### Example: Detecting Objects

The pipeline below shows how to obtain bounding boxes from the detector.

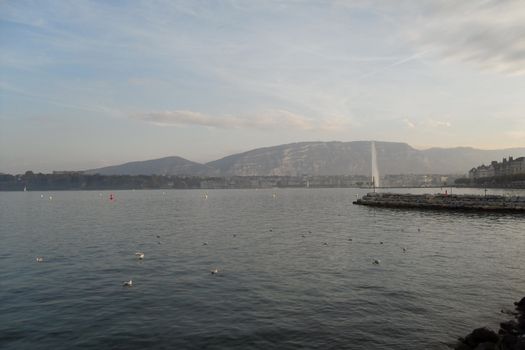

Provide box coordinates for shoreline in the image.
[454,297,525,349]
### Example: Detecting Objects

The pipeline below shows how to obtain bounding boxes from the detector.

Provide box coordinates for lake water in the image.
[1,188,524,349]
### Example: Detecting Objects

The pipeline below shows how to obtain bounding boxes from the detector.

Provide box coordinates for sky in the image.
[1,0,525,173]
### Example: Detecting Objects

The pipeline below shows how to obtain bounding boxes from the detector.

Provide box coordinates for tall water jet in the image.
[371,141,380,188]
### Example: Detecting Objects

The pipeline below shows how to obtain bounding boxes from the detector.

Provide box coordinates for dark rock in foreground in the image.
[454,297,525,350]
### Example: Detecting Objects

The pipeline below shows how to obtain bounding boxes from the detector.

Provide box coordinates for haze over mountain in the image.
[85,141,525,177]
[85,156,216,176]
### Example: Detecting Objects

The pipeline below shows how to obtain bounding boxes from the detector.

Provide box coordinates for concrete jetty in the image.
[353,192,525,212]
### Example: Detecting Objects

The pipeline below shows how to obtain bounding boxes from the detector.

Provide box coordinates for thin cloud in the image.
[506,130,525,139]
[425,119,452,128]
[0,82,120,116]
[356,50,429,80]
[406,1,525,75]
[134,110,351,132]
[403,118,416,128]
[402,118,451,129]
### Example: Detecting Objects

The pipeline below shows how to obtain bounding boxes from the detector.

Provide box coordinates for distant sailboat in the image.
[23,186,27,192]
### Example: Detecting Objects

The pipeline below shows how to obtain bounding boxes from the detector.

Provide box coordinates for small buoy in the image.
[49,196,53,200]
[232,234,237,237]
[210,268,219,275]
[403,247,406,252]
[109,193,115,201]
[380,241,383,244]
[323,242,328,246]
[40,194,44,198]
[348,238,352,241]
[417,228,421,232]
[373,259,380,265]
[272,193,276,198]
[156,235,160,239]
[36,257,44,262]
[123,280,133,287]
[269,229,273,232]
[202,242,208,246]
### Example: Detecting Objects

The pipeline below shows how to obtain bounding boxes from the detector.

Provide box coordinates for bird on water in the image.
[123,280,133,287]
[135,252,144,259]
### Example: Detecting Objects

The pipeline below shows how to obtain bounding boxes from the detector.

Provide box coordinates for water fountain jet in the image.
[371,141,380,189]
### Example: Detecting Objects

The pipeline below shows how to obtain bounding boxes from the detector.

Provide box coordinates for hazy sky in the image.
[1,0,525,173]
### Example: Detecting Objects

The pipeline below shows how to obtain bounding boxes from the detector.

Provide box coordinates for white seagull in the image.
[135,252,144,259]
[36,257,44,262]
[123,280,133,287]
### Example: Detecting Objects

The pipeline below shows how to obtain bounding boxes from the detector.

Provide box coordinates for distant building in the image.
[469,156,525,179]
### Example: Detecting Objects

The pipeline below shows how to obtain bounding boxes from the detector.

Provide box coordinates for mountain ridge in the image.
[84,156,217,176]
[85,141,525,176]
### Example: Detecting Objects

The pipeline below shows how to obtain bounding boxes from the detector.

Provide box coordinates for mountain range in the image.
[85,141,525,177]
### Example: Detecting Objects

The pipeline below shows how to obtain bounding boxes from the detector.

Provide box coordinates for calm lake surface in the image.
[1,188,524,349]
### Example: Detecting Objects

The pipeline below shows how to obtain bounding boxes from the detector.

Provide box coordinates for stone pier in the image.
[353,192,525,212]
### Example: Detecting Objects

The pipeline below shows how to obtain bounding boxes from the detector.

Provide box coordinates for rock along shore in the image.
[454,297,525,350]
[353,193,525,212]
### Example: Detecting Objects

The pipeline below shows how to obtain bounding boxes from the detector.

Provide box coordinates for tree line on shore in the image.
[0,171,370,191]
[2,171,524,191]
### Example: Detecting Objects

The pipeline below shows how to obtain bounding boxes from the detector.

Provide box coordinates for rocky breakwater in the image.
[353,193,525,212]
[454,297,525,350]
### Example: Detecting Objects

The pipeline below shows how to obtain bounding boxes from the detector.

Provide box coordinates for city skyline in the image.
[1,1,525,173]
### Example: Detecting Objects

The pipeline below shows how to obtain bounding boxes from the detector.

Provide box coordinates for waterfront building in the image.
[469,156,525,179]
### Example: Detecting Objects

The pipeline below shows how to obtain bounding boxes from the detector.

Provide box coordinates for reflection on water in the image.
[1,188,524,349]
